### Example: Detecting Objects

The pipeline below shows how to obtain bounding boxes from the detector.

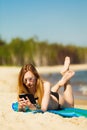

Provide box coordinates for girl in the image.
[18,56,75,112]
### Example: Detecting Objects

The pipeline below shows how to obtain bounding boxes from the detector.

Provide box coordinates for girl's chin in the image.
[28,85,34,88]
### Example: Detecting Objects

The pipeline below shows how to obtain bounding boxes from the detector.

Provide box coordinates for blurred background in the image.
[0,0,87,66]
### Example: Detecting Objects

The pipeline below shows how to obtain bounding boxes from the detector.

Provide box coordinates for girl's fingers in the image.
[19,97,32,108]
[26,96,30,102]
[19,98,27,106]
[19,98,25,101]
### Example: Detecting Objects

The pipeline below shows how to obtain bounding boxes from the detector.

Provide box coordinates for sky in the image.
[0,0,87,46]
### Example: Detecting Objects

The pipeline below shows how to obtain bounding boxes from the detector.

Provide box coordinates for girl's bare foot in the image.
[60,56,70,75]
[59,70,75,86]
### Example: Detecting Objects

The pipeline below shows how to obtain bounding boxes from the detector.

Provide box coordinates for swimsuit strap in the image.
[50,91,59,100]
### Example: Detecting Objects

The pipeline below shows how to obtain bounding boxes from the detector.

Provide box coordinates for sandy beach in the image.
[0,64,87,130]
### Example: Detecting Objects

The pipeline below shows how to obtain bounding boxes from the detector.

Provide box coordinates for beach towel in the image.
[12,102,87,118]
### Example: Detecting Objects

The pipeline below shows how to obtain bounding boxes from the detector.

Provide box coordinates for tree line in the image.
[0,37,87,66]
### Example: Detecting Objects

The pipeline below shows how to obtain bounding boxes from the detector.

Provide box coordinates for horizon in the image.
[0,0,87,47]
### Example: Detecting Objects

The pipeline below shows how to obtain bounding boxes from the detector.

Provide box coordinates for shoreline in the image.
[37,64,87,74]
[0,64,87,74]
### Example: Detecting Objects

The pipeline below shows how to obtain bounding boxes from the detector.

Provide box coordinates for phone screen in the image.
[19,93,36,104]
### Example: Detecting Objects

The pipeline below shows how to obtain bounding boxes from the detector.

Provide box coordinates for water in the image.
[41,70,87,100]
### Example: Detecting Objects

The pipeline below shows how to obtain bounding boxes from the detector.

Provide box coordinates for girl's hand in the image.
[25,96,33,107]
[18,97,36,110]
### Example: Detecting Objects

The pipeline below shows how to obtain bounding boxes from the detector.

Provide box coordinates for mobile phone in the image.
[19,93,36,104]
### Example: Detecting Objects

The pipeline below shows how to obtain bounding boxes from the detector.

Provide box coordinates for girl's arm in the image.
[41,81,51,112]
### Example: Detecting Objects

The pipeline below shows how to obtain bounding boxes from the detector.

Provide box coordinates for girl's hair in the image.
[18,63,44,105]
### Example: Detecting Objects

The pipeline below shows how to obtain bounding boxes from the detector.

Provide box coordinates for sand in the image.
[0,64,87,130]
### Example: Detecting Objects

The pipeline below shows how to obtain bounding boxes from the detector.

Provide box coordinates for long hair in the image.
[18,63,44,105]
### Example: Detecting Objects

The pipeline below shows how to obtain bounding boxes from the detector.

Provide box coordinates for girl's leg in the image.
[51,56,75,107]
[62,81,74,107]
[51,71,75,107]
[60,57,74,107]
[51,56,71,92]
[51,73,74,107]
[51,70,75,92]
[60,56,70,75]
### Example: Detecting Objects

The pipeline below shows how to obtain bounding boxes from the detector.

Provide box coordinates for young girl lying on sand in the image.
[17,56,75,112]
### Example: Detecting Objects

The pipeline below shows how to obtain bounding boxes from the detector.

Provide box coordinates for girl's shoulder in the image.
[43,80,50,85]
[43,80,51,89]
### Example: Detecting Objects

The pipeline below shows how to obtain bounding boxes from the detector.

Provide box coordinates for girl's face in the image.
[23,71,36,89]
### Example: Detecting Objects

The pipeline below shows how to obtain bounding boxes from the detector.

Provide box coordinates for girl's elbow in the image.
[41,106,47,112]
